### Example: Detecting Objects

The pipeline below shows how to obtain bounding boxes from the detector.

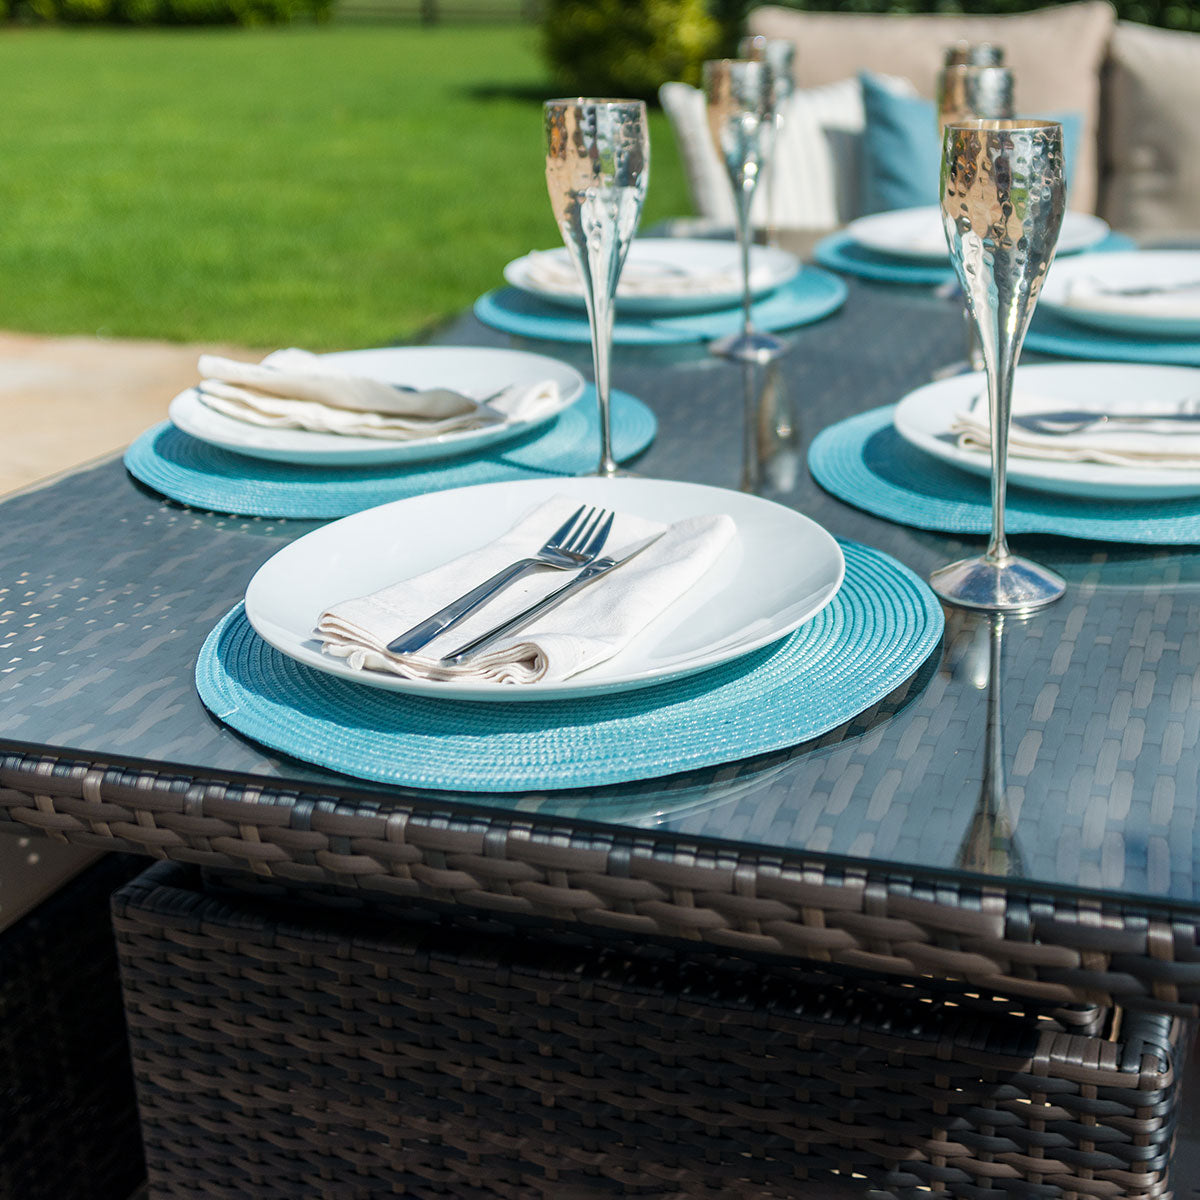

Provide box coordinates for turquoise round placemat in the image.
[810,406,1200,543]
[813,232,954,286]
[814,231,1135,287]
[125,388,655,519]
[473,267,847,345]
[195,539,944,793]
[1026,309,1200,366]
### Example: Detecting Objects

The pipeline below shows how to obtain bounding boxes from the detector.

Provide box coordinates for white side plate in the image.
[846,206,1111,263]
[1038,251,1200,338]
[170,346,585,466]
[893,362,1200,500]
[503,238,801,315]
[244,476,845,701]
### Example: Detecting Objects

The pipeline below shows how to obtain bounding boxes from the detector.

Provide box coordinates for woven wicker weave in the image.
[114,861,1187,1200]
[0,853,145,1200]
[9,751,1200,1019]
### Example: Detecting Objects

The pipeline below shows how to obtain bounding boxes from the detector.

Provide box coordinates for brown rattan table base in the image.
[6,750,1200,1019]
[113,861,1189,1200]
[1,852,145,1200]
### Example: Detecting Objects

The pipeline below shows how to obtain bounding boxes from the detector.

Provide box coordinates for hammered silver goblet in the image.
[544,98,649,477]
[937,41,1006,123]
[933,61,1014,380]
[931,118,1067,612]
[703,59,785,363]
[739,35,796,247]
[942,40,1005,69]
[938,65,1014,136]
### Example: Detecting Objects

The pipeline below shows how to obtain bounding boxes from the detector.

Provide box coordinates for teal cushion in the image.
[858,70,1082,215]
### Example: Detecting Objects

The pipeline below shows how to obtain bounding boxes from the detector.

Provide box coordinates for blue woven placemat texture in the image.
[125,387,656,519]
[195,539,944,793]
[473,266,847,345]
[814,231,1135,287]
[810,405,1200,543]
[1025,308,1200,366]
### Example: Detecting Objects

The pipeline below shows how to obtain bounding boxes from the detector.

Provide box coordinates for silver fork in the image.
[386,504,613,655]
[391,383,509,418]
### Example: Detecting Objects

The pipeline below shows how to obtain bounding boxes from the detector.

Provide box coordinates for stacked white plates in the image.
[503,238,802,315]
[170,346,585,467]
[844,205,1110,263]
[894,362,1200,500]
[244,476,845,702]
[1038,251,1200,338]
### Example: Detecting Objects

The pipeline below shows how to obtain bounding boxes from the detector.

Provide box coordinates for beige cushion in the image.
[1101,21,1200,238]
[747,1,1116,213]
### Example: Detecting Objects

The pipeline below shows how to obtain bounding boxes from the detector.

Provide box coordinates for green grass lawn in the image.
[0,26,693,348]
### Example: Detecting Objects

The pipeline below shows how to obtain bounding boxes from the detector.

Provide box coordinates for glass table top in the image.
[1,275,1197,914]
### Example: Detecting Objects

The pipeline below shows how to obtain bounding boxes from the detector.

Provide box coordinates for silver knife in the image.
[440,531,666,665]
[1087,278,1200,297]
[1010,404,1200,436]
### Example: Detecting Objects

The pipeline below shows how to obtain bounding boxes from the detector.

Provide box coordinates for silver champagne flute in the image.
[932,59,1014,380]
[703,60,785,364]
[544,98,649,477]
[938,65,1014,137]
[739,35,796,248]
[931,118,1067,612]
[936,41,1005,111]
[945,40,1004,66]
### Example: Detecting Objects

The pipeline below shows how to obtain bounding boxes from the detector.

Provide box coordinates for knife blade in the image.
[440,531,666,665]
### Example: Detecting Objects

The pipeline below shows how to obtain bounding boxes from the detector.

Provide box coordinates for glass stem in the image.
[739,358,758,492]
[985,342,1017,566]
[734,184,754,341]
[587,283,618,477]
[765,123,780,249]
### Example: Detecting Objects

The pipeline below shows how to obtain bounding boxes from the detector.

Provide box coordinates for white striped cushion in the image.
[659,75,915,232]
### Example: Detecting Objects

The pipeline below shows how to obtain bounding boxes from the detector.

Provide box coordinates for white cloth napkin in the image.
[317,496,737,686]
[522,250,776,299]
[197,348,560,440]
[1062,276,1200,320]
[951,390,1200,467]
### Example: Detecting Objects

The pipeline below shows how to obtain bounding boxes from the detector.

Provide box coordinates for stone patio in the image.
[0,331,259,496]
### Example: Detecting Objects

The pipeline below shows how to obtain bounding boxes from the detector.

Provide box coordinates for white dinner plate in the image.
[503,238,801,315]
[1038,251,1200,338]
[169,346,585,467]
[845,206,1111,263]
[893,362,1200,500]
[244,476,845,702]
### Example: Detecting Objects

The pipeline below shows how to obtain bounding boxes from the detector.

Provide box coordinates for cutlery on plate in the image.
[1080,278,1200,298]
[380,382,509,422]
[393,383,508,408]
[197,380,509,419]
[440,531,666,665]
[1012,406,1200,435]
[386,505,613,655]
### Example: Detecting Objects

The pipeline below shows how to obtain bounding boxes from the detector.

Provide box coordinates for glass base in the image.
[710,330,788,363]
[930,554,1065,613]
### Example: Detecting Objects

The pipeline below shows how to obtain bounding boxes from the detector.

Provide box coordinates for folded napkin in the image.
[951,391,1200,468]
[522,250,778,300]
[317,496,737,685]
[197,348,560,440]
[1062,276,1200,321]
